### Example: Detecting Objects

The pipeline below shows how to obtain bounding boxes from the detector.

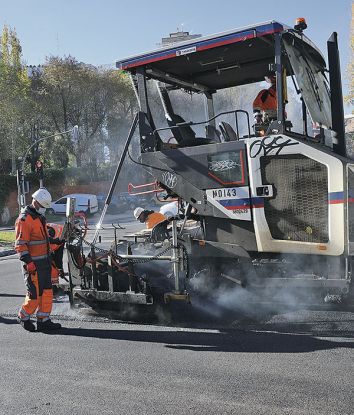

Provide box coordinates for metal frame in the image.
[274,32,285,131]
[153,110,251,140]
[93,113,139,244]
[70,219,185,306]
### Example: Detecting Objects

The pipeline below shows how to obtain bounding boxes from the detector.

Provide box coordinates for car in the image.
[47,194,99,216]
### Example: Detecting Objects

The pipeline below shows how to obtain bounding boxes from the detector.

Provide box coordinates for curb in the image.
[0,249,16,258]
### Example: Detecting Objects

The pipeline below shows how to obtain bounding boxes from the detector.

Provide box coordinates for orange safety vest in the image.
[146,212,167,229]
[15,206,50,262]
[47,223,65,285]
[253,86,277,112]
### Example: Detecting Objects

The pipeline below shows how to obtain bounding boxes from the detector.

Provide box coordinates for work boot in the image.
[37,319,62,332]
[18,318,36,332]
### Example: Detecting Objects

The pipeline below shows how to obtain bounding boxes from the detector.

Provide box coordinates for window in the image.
[207,150,245,185]
[55,198,67,205]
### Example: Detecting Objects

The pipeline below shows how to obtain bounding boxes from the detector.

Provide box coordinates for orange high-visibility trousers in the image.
[19,273,53,322]
[19,260,53,322]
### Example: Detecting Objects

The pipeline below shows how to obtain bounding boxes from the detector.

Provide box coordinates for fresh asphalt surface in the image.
[0,215,353,414]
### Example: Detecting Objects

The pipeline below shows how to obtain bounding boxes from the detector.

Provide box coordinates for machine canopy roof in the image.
[116,21,327,92]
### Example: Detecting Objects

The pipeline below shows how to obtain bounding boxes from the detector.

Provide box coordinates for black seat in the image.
[205,125,222,142]
[219,121,238,142]
[166,113,215,147]
[167,113,196,143]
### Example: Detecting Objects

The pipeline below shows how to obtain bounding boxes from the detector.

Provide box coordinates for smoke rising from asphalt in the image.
[187,251,335,324]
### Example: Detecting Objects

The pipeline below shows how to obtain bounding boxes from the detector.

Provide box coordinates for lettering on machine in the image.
[212,188,237,198]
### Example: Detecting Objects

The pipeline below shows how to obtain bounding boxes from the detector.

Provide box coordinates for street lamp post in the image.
[17,126,79,210]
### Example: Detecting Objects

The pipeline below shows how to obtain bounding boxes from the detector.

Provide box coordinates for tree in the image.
[0,26,31,174]
[37,57,136,168]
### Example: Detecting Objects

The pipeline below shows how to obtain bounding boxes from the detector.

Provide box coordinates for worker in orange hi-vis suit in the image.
[253,74,278,123]
[47,223,65,287]
[133,207,167,229]
[15,188,62,332]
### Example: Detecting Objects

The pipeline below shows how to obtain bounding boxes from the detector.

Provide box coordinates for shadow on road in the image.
[0,293,24,298]
[0,316,18,325]
[51,326,354,353]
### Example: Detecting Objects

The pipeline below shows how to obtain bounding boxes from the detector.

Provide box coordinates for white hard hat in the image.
[134,207,144,220]
[32,188,52,208]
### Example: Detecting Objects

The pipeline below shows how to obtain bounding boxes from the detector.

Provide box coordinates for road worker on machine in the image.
[15,188,63,332]
[253,74,278,124]
[133,207,166,229]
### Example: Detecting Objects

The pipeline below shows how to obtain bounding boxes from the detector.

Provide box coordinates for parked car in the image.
[47,194,99,216]
[97,192,151,214]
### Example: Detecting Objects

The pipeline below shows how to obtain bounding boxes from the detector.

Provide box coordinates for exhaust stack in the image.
[327,32,346,157]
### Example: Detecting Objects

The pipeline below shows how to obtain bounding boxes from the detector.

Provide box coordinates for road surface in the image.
[0,224,353,414]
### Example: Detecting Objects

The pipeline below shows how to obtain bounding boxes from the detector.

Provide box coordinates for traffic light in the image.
[35,160,44,179]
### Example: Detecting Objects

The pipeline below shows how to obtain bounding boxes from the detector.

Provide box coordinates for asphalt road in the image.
[0,224,353,414]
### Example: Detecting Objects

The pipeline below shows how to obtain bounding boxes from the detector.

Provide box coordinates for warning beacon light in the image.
[294,17,307,32]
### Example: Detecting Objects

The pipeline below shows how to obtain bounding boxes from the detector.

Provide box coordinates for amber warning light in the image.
[294,17,307,32]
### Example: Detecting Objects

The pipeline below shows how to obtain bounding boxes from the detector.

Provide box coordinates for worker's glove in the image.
[26,261,37,274]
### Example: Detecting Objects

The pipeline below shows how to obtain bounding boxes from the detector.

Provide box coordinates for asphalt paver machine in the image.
[66,20,354,308]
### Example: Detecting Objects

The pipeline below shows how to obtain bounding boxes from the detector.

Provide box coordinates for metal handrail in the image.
[128,181,164,196]
[153,109,251,139]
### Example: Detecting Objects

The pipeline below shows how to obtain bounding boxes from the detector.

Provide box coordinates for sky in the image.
[0,0,352,101]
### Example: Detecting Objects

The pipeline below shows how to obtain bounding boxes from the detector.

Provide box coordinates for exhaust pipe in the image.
[327,32,346,157]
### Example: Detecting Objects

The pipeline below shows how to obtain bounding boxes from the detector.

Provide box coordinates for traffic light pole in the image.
[16,168,26,211]
[35,160,44,188]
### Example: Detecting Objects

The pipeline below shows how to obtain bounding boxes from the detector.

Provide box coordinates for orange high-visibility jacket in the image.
[46,223,65,284]
[47,223,64,252]
[15,206,50,263]
[253,86,277,112]
[146,212,167,229]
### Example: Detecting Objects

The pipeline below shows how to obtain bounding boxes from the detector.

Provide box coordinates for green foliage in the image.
[0,26,32,168]
[37,57,138,167]
[0,29,138,175]
[0,231,15,244]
